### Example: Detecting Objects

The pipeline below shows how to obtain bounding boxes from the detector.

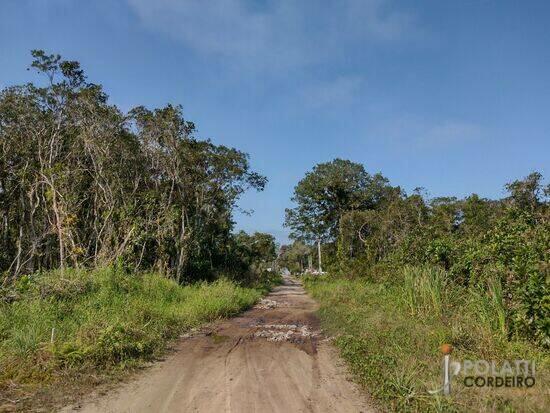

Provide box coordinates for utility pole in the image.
[317,239,322,273]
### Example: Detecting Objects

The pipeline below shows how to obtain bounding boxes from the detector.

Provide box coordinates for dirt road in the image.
[64,276,373,413]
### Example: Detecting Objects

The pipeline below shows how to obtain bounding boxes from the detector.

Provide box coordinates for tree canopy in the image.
[284,159,393,242]
[0,50,267,282]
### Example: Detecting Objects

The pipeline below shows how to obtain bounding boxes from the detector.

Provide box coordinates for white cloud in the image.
[126,0,419,69]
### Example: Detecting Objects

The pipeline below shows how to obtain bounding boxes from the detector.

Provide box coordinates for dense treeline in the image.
[0,51,274,283]
[284,159,549,347]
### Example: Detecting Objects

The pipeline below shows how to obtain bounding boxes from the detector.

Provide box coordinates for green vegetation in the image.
[0,266,273,408]
[285,159,392,243]
[285,160,548,347]
[0,50,272,283]
[2,48,548,411]
[285,159,549,411]
[278,241,311,273]
[0,50,281,409]
[305,269,549,412]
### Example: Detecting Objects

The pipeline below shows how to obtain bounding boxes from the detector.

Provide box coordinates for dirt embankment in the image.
[63,276,374,413]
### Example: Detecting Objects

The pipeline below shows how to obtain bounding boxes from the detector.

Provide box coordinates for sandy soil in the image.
[62,276,374,413]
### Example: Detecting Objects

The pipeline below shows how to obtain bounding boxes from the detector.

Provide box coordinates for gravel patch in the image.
[253,324,318,342]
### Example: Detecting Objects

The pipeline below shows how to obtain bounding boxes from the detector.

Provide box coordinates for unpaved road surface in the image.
[64,276,374,413]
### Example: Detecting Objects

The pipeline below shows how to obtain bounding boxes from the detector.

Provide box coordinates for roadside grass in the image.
[304,267,549,412]
[0,266,269,410]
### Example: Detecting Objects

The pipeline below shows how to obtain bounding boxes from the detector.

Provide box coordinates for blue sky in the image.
[1,0,549,243]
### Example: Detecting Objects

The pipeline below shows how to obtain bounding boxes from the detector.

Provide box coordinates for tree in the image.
[232,231,277,271]
[284,159,393,242]
[337,188,429,264]
[0,50,267,283]
[278,241,311,274]
[505,172,548,211]
[458,194,499,235]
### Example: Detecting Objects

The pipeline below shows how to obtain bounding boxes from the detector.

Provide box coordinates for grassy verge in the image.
[304,267,549,412]
[0,266,271,410]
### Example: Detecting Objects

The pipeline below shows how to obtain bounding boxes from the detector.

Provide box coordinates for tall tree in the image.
[0,50,267,283]
[284,159,392,242]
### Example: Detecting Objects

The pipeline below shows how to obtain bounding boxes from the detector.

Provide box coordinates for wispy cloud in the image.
[300,75,364,109]
[425,121,482,145]
[379,115,484,148]
[343,0,417,41]
[126,0,419,69]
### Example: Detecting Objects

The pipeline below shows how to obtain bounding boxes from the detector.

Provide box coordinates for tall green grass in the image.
[469,277,508,337]
[401,265,447,317]
[304,268,549,412]
[0,267,263,393]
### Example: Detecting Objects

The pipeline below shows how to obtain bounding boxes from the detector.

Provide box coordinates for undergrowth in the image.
[304,267,549,412]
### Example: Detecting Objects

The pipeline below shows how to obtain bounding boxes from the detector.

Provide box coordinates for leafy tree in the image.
[505,171,548,211]
[232,231,277,271]
[284,159,393,242]
[0,50,267,283]
[458,194,500,235]
[278,241,311,274]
